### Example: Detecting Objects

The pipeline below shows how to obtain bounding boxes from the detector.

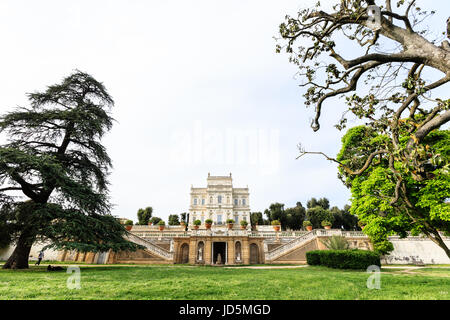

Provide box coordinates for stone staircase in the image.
[126,232,173,261]
[265,231,316,262]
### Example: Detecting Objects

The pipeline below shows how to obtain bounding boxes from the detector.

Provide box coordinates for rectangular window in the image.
[242,199,246,205]
[217,215,222,224]
[194,198,197,205]
[234,216,239,223]
[234,199,238,205]
[202,198,205,205]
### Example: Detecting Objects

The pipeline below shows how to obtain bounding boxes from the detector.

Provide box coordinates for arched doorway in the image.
[250,243,259,264]
[180,243,189,264]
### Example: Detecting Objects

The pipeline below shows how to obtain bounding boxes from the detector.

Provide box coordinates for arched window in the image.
[218,195,222,204]
[234,198,238,205]
[194,198,197,205]
[201,198,205,205]
[242,198,246,205]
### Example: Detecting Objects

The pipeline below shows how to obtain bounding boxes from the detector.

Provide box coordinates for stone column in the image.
[227,239,235,265]
[189,238,197,265]
[242,238,250,265]
[205,239,212,265]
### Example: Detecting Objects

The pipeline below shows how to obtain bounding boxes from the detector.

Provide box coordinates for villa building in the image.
[189,173,250,227]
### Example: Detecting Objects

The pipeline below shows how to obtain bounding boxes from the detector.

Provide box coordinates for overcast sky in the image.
[0,1,448,222]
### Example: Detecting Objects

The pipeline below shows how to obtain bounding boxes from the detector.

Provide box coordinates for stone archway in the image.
[250,243,259,264]
[180,243,189,264]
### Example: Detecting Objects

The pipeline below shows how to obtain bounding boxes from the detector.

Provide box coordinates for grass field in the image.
[0,264,449,300]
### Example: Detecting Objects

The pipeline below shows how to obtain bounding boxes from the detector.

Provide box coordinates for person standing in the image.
[35,250,44,266]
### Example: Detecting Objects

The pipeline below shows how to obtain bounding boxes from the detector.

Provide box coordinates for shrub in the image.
[306,249,381,269]
[226,219,234,224]
[124,220,133,226]
[205,219,213,224]
[240,220,248,226]
[305,250,321,266]
[193,219,201,226]
[271,220,281,226]
[157,220,165,226]
[321,236,349,250]
[303,220,312,227]
[321,220,332,227]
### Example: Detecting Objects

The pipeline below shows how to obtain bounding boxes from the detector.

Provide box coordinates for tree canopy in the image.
[0,71,141,269]
[137,207,153,225]
[278,1,450,257]
[338,125,449,255]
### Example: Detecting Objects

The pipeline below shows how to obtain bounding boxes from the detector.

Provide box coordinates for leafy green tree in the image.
[168,214,180,226]
[264,203,286,228]
[338,126,449,257]
[149,216,162,226]
[307,197,330,210]
[250,212,264,226]
[278,1,450,258]
[137,207,153,225]
[180,212,187,223]
[330,205,359,230]
[285,202,306,230]
[0,71,140,269]
[306,206,334,229]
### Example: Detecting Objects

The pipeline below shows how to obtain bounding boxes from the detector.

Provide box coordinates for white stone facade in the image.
[188,173,250,227]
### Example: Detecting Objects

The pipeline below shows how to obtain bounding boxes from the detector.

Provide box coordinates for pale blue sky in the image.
[0,1,448,222]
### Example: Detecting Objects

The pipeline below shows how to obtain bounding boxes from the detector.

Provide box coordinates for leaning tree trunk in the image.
[2,231,36,269]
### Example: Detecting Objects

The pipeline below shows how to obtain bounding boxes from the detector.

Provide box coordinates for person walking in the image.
[35,250,44,266]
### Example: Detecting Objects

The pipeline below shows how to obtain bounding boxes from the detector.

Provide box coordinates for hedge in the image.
[306,249,381,270]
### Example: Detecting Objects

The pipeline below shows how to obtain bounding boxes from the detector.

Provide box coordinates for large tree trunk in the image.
[2,231,36,269]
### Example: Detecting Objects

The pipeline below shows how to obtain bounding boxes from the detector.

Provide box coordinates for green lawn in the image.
[0,264,448,300]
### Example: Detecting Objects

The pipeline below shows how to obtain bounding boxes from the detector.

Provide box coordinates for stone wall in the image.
[384,237,450,265]
[0,241,60,262]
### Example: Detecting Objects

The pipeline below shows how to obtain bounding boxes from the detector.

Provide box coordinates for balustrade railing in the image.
[126,233,173,260]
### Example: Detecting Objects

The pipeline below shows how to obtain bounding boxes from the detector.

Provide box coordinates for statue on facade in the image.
[197,247,203,261]
[217,253,222,265]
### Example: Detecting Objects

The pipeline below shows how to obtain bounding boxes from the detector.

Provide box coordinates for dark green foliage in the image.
[306,206,334,229]
[168,214,180,226]
[306,250,381,270]
[330,205,359,230]
[250,212,264,225]
[137,207,153,225]
[0,71,141,268]
[305,250,321,265]
[149,217,162,226]
[307,197,329,210]
[264,203,285,225]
